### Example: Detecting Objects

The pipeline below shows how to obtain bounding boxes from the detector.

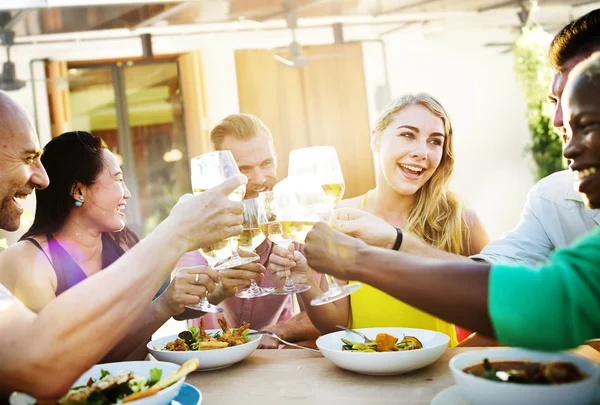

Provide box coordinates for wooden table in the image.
[186,346,600,405]
[185,348,468,405]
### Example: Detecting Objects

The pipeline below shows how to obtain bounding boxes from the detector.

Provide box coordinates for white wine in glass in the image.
[188,151,258,313]
[257,192,310,295]
[288,146,362,306]
[235,198,272,299]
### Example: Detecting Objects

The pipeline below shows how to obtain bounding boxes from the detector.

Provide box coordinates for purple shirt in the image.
[181,240,317,331]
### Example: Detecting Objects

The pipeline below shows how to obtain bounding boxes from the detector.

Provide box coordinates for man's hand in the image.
[210,249,264,303]
[164,175,247,252]
[304,222,367,279]
[269,244,313,286]
[333,208,397,249]
[156,266,219,316]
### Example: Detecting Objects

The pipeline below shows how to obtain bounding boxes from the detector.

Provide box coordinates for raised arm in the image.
[305,223,600,351]
[0,175,246,398]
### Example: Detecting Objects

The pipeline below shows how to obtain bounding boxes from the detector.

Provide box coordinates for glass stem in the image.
[327,274,341,290]
[228,237,240,260]
[199,291,210,307]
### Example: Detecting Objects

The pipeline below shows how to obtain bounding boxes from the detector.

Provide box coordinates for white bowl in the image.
[10,361,184,405]
[450,348,600,405]
[148,329,261,371]
[316,327,449,375]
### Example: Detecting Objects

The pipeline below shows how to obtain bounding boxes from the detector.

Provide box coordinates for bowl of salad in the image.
[148,318,261,371]
[10,360,197,405]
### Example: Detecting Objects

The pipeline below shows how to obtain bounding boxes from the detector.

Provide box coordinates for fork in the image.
[335,325,374,343]
[247,331,321,353]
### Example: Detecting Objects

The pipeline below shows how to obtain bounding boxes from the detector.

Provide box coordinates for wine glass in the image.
[188,151,258,313]
[288,146,346,206]
[288,146,362,306]
[235,198,274,299]
[257,191,311,295]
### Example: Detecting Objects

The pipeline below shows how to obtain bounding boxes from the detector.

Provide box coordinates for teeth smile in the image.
[399,164,425,173]
[578,167,597,180]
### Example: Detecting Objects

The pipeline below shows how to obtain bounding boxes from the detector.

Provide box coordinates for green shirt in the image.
[489,226,600,351]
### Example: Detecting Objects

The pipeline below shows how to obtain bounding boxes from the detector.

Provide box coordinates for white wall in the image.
[378,21,536,240]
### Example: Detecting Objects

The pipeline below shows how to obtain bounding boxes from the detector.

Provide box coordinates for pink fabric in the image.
[182,240,314,331]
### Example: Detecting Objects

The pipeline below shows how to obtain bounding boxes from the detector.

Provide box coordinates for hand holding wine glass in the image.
[287,146,362,306]
[188,150,258,313]
[333,208,398,249]
[269,243,315,288]
[235,198,273,299]
[257,190,311,295]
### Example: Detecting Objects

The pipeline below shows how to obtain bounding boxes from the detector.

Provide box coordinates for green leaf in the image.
[100,369,111,379]
[147,368,162,387]
[514,25,565,180]
[188,325,199,341]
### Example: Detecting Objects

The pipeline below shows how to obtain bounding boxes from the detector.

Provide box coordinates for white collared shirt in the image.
[472,170,600,267]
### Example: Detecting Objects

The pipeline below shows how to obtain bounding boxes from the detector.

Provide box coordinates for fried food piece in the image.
[122,359,199,403]
[218,318,232,338]
[400,335,423,350]
[165,338,189,352]
[199,317,216,342]
[197,341,230,350]
[60,371,134,404]
[233,322,251,336]
[375,333,399,352]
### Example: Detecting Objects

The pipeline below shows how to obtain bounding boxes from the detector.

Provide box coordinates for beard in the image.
[0,194,22,232]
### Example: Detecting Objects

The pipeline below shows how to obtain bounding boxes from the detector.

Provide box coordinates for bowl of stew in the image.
[449,348,600,405]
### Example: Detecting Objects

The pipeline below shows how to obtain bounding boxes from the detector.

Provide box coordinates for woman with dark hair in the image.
[0,131,218,360]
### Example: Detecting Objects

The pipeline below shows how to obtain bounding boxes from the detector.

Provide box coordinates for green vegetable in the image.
[188,325,200,341]
[147,368,162,387]
[241,328,250,343]
[100,369,111,379]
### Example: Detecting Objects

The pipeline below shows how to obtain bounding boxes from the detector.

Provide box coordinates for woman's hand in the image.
[156,266,219,316]
[304,222,367,280]
[333,208,397,249]
[269,244,313,286]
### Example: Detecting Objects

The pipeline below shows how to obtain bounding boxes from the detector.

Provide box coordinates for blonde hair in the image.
[375,93,468,254]
[210,113,274,150]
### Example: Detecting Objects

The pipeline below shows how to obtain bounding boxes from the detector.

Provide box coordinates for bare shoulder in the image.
[0,238,54,289]
[336,195,364,210]
[463,208,482,227]
[462,208,489,255]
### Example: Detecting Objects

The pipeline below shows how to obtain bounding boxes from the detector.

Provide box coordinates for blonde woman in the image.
[269,93,488,346]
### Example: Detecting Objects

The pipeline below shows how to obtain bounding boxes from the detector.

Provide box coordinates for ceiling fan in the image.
[271,0,350,68]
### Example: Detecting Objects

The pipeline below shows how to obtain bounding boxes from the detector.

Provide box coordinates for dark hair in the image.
[548,8,600,72]
[22,131,138,248]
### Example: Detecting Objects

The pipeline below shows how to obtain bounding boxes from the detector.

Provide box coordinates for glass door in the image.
[67,60,190,236]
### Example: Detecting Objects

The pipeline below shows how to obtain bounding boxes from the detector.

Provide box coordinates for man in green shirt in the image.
[304,52,600,352]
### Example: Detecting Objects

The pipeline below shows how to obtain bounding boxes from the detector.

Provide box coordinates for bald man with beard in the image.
[0,92,247,398]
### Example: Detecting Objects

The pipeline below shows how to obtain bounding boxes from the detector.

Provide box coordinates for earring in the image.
[74,195,84,207]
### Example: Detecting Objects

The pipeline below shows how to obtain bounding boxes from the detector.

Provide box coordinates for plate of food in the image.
[316,327,449,375]
[148,318,261,371]
[10,359,199,405]
[449,348,600,405]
